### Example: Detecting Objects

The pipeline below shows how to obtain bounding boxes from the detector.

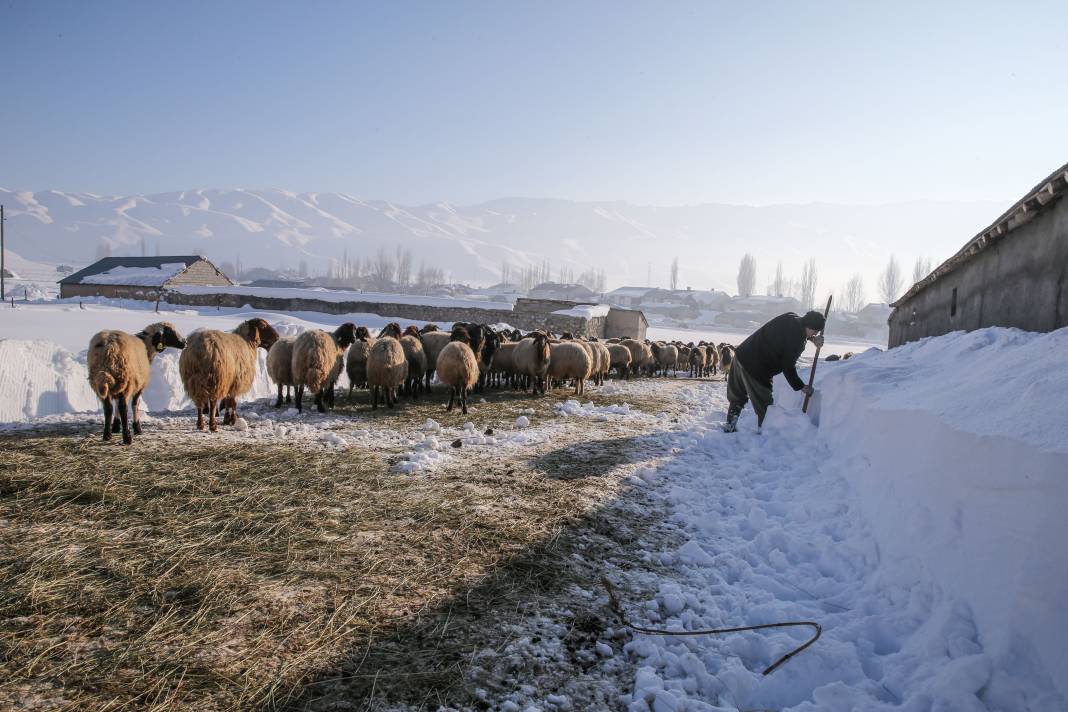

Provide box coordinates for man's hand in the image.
[809,334,825,348]
[802,385,814,397]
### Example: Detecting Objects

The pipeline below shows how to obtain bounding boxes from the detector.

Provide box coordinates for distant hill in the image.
[0,187,1004,294]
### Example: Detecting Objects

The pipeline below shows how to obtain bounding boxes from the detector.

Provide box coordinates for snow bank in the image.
[0,338,276,422]
[778,327,1068,704]
[81,262,189,286]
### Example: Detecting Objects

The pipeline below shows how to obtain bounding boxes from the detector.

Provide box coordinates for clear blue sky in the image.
[3,0,1066,205]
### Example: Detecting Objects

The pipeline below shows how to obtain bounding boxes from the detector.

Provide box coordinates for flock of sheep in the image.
[86,318,736,444]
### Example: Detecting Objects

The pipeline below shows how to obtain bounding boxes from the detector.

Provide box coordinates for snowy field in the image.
[0,296,1064,710]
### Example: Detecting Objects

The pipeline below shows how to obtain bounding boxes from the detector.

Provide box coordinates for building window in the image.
[951,287,958,317]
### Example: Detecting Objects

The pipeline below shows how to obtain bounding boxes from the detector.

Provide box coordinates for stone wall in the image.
[161,290,606,336]
[889,194,1068,347]
[60,284,163,300]
[169,259,234,287]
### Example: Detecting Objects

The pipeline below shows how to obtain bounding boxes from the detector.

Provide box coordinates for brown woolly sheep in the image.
[345,326,374,396]
[607,343,632,379]
[292,323,358,413]
[420,330,451,391]
[548,341,593,396]
[514,332,551,395]
[689,345,707,378]
[88,322,186,444]
[266,336,296,408]
[367,322,408,409]
[179,318,278,432]
[620,338,645,377]
[590,340,612,385]
[491,340,520,388]
[400,325,428,398]
[436,327,480,414]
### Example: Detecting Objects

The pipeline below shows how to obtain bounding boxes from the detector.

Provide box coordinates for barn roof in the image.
[892,160,1068,307]
[60,256,206,286]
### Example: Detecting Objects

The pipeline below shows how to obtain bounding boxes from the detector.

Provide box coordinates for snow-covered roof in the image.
[61,256,205,286]
[607,286,654,297]
[551,304,611,318]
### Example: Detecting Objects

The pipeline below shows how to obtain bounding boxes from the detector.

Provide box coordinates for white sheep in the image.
[292,323,358,413]
[367,322,408,409]
[435,327,481,414]
[548,341,593,395]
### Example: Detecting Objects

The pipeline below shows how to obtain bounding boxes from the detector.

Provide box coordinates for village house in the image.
[889,161,1068,347]
[58,256,233,300]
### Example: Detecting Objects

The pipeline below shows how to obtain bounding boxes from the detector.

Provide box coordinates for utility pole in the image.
[1,204,6,300]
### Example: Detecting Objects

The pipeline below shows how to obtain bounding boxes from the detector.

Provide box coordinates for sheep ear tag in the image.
[156,342,165,352]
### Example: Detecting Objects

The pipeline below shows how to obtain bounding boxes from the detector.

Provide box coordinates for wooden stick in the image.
[802,295,833,413]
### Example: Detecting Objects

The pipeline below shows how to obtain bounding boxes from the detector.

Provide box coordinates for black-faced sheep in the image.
[345,326,374,397]
[368,322,408,409]
[179,318,278,432]
[419,329,452,392]
[87,322,186,444]
[292,323,358,413]
[436,326,480,414]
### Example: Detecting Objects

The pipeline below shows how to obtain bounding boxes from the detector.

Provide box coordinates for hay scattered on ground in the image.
[0,380,702,710]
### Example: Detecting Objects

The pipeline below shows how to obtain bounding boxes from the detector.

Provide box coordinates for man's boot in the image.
[723,403,742,433]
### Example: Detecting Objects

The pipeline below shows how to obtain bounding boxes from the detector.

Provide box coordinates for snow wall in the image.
[777,326,1068,704]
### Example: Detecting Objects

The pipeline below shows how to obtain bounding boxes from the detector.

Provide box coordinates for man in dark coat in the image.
[723,310,826,432]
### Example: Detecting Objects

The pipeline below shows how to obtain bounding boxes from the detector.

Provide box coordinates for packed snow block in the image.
[805,327,1068,703]
[0,340,100,421]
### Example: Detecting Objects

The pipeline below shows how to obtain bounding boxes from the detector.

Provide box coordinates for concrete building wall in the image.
[606,308,647,340]
[889,195,1068,347]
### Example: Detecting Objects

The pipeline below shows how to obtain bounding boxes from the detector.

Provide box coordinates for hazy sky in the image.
[3,1,1067,206]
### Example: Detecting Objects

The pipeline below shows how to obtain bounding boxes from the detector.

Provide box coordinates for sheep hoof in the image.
[133,423,142,435]
[122,433,133,445]
[111,419,121,433]
[209,424,218,433]
[102,431,111,442]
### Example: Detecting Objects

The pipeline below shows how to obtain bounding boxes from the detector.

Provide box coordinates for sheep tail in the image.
[92,371,115,400]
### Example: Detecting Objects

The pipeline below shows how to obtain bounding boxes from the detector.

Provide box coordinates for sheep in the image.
[179,318,278,432]
[477,329,501,391]
[587,339,612,386]
[400,326,428,398]
[677,345,692,372]
[292,323,358,413]
[367,322,408,408]
[266,336,296,407]
[619,338,643,377]
[706,342,720,376]
[561,337,596,388]
[435,326,480,414]
[607,343,632,379]
[649,342,678,377]
[87,322,186,444]
[419,329,452,391]
[548,341,593,396]
[718,343,735,377]
[514,332,551,395]
[688,345,707,378]
[489,340,520,388]
[345,326,375,396]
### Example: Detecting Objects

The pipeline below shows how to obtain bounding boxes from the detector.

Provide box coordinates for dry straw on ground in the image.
[0,383,690,710]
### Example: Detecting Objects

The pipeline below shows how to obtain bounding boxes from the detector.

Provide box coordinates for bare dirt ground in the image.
[0,376,726,711]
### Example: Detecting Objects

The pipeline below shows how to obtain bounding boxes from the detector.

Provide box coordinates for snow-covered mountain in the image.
[0,187,1003,293]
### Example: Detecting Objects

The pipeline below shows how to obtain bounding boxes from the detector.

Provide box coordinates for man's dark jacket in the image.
[734,312,808,390]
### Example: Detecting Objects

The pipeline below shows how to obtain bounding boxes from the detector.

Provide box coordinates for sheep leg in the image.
[275,384,284,408]
[286,386,292,403]
[131,390,143,435]
[327,385,336,408]
[117,394,132,445]
[196,401,205,431]
[460,386,469,415]
[315,390,326,413]
[208,400,219,432]
[102,398,114,441]
[410,377,419,400]
[295,386,305,413]
[112,411,122,433]
[228,399,239,425]
[446,388,455,412]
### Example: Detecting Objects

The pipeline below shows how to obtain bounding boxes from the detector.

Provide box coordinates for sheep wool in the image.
[435,340,480,414]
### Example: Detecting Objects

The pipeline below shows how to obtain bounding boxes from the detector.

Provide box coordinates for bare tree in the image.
[736,254,757,297]
[395,246,412,289]
[670,257,679,291]
[577,268,607,294]
[843,273,866,313]
[771,260,785,297]
[371,248,395,289]
[878,256,903,304]
[799,258,817,309]
[500,260,510,285]
[912,256,932,284]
